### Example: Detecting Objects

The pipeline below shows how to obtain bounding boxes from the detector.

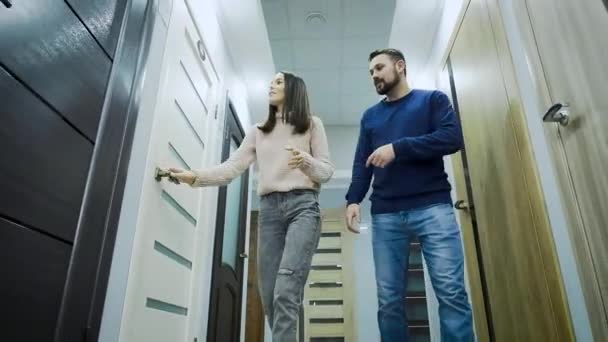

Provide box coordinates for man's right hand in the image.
[345,203,361,234]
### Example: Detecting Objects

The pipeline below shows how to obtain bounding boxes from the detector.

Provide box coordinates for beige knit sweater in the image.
[192,116,334,195]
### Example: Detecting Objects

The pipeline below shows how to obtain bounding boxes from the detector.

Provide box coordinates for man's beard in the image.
[374,71,400,95]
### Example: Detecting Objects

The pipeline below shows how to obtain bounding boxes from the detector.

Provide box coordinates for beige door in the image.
[446,0,573,340]
[303,209,356,342]
[119,0,223,341]
[520,0,608,338]
[437,65,491,342]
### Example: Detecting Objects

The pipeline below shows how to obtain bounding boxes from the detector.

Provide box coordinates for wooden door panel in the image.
[66,0,128,57]
[525,0,608,335]
[0,0,112,140]
[438,65,491,341]
[449,0,572,340]
[0,217,72,341]
[0,67,92,242]
[245,212,265,342]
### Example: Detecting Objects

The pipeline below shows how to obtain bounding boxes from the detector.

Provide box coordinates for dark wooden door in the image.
[0,0,127,340]
[245,211,265,342]
[207,103,250,342]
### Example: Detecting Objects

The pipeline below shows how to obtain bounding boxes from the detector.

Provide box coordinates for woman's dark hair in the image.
[258,71,311,134]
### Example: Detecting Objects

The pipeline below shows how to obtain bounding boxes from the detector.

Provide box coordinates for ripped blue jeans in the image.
[258,189,322,342]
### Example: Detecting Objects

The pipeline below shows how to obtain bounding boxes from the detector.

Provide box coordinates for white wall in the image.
[421,0,468,87]
[325,125,360,172]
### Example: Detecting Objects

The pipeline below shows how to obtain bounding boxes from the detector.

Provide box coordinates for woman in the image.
[169,71,334,341]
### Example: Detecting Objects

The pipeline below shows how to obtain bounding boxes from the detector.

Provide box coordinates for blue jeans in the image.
[372,203,474,342]
[258,190,322,341]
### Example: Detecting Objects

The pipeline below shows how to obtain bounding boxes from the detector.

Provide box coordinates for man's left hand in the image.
[366,144,395,168]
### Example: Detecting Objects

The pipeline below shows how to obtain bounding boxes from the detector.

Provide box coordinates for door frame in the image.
[207,99,250,341]
[245,211,265,342]
[54,0,156,341]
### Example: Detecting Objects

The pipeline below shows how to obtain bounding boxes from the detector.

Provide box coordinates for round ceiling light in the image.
[305,11,327,25]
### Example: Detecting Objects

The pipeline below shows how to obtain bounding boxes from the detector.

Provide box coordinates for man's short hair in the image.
[368,48,406,63]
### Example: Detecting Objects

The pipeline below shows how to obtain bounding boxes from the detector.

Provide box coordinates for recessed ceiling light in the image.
[305,11,327,25]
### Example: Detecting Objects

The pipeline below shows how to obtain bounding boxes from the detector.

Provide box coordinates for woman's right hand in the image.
[169,168,196,185]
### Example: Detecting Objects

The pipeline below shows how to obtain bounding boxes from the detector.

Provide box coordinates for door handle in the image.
[1,0,12,8]
[309,281,343,286]
[543,103,570,126]
[239,253,248,259]
[454,200,473,211]
[154,167,180,184]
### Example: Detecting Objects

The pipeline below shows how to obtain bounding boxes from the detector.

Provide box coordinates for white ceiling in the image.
[261,0,396,125]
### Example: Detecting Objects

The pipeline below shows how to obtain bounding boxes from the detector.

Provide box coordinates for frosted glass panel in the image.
[221,139,244,270]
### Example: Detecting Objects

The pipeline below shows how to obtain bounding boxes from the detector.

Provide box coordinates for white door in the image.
[119,0,224,341]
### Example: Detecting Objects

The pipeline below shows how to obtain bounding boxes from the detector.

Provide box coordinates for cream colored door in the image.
[447,0,573,340]
[303,209,356,342]
[522,0,608,338]
[119,0,223,341]
[438,64,491,342]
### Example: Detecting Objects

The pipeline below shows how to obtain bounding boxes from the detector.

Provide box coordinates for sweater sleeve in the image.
[345,114,373,205]
[191,126,257,187]
[298,116,335,184]
[392,91,464,160]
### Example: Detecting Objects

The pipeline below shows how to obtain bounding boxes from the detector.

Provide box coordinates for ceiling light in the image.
[305,11,327,25]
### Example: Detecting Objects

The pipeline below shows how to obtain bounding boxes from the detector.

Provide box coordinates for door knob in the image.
[454,200,473,211]
[1,0,12,8]
[543,103,570,126]
[154,167,180,184]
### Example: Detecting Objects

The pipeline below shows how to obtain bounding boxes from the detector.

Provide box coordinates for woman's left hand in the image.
[286,146,306,169]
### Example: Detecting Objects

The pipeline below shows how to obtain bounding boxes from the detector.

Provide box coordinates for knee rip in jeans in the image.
[278,268,294,276]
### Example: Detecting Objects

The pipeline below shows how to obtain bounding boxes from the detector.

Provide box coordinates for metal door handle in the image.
[239,253,248,259]
[309,281,343,286]
[154,167,180,184]
[1,0,12,8]
[543,103,570,126]
[454,200,473,211]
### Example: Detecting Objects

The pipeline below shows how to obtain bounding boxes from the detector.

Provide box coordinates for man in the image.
[345,48,474,341]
